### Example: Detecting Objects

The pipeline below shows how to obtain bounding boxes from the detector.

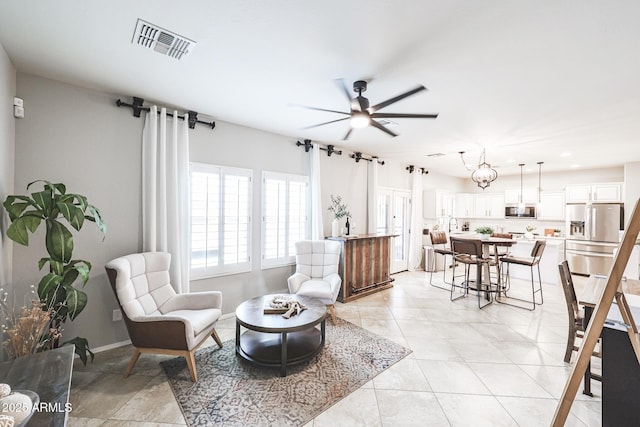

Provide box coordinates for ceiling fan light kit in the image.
[302,79,438,140]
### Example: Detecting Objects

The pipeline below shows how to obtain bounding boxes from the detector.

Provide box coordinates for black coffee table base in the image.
[236,320,325,376]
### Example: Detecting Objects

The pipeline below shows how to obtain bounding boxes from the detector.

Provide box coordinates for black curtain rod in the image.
[406,165,429,174]
[116,97,216,130]
[295,139,384,164]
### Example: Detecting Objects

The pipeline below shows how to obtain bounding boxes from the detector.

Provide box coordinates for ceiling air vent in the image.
[132,19,195,60]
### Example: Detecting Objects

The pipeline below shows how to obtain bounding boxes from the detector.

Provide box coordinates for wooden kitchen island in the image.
[327,234,396,303]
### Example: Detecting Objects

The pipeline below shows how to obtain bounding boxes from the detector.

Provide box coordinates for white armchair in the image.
[105,252,223,382]
[287,240,342,323]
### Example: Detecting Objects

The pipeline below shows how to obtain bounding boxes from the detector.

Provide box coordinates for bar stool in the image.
[428,231,454,290]
[498,240,546,310]
[449,237,497,309]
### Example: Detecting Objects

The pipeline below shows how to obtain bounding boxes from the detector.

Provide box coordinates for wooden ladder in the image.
[552,198,640,426]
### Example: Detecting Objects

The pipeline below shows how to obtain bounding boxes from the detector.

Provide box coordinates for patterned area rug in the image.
[161,317,412,427]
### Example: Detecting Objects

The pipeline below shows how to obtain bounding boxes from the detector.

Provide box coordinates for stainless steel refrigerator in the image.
[565,203,624,275]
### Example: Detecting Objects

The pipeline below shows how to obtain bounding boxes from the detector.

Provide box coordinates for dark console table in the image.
[0,345,74,426]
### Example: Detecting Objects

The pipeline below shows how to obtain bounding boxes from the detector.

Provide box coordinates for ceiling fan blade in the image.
[334,79,353,103]
[302,117,350,130]
[369,85,426,112]
[297,105,350,115]
[370,120,398,137]
[343,127,354,140]
[371,112,438,119]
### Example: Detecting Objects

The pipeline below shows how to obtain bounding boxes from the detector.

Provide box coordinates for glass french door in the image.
[378,188,411,274]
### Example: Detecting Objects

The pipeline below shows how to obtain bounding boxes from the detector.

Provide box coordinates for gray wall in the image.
[0,41,15,290]
[14,73,141,348]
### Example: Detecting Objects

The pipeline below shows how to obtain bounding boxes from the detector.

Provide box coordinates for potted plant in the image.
[2,180,106,363]
[327,194,351,237]
[525,225,536,239]
[475,226,494,239]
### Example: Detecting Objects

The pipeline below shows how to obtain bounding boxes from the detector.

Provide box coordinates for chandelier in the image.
[463,149,498,190]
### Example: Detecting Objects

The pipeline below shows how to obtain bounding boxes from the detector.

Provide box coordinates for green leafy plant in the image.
[3,180,106,364]
[327,194,351,220]
[475,226,494,235]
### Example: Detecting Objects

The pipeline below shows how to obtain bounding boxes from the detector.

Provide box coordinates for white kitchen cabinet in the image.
[455,193,474,218]
[537,191,565,220]
[423,189,454,218]
[504,187,537,204]
[592,183,623,202]
[473,193,504,218]
[565,183,623,203]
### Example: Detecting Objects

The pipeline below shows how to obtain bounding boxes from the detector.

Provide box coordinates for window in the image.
[262,172,309,268]
[190,163,252,279]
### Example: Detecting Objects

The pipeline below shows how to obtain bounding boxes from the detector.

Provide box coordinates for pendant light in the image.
[470,149,498,190]
[537,161,544,209]
[517,163,525,214]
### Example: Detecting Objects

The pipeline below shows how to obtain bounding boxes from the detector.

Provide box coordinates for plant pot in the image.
[331,219,340,238]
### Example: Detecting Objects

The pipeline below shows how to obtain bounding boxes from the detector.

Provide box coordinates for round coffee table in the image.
[235,294,327,376]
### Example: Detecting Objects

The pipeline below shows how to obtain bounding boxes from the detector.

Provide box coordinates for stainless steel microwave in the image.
[504,205,537,218]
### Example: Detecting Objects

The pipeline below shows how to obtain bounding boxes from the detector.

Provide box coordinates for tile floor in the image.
[68,270,602,426]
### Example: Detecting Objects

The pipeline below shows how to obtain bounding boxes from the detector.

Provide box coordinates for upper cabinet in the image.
[504,187,537,204]
[455,193,474,218]
[537,191,565,220]
[565,183,624,203]
[424,189,455,218]
[473,193,504,219]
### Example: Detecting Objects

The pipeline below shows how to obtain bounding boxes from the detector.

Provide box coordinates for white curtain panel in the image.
[142,106,190,293]
[310,143,324,240]
[367,160,379,234]
[407,171,423,271]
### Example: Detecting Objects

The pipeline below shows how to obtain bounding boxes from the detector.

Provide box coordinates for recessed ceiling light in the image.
[570,164,581,168]
[560,152,572,157]
[506,159,515,163]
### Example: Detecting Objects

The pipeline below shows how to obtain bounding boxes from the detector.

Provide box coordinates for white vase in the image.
[331,219,340,237]
[524,232,534,239]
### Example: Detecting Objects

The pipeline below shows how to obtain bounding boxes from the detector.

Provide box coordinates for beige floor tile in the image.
[68,417,107,427]
[436,393,518,427]
[404,337,462,361]
[110,376,182,423]
[417,359,491,395]
[497,396,587,427]
[375,390,449,426]
[448,340,513,364]
[372,358,431,391]
[312,388,381,427]
[468,362,552,398]
[69,373,153,418]
[99,421,181,427]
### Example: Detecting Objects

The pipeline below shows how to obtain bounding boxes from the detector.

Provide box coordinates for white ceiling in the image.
[1,0,639,178]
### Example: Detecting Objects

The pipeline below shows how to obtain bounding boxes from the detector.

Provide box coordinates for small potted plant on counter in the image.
[525,225,536,239]
[475,226,494,239]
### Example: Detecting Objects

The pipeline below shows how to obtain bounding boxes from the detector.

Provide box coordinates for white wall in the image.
[624,162,640,226]
[0,41,15,290]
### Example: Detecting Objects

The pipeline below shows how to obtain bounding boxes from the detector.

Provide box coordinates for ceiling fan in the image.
[301,80,439,140]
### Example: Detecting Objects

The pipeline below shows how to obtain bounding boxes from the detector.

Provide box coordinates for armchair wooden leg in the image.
[124,348,142,378]
[211,328,223,348]
[328,304,337,324]
[185,351,198,382]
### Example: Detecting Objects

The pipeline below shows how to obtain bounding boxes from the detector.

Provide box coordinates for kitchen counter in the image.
[507,237,565,284]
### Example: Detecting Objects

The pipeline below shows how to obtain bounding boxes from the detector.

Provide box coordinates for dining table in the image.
[451,235,517,292]
[578,274,640,396]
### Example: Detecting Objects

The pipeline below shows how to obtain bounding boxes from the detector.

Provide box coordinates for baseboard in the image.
[89,339,131,354]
